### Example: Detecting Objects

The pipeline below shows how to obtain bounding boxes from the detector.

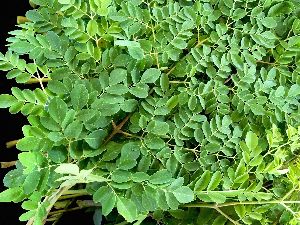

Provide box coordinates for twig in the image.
[0,161,17,168]
[26,77,51,84]
[103,114,132,145]
[215,207,240,225]
[184,200,300,208]
[6,140,19,148]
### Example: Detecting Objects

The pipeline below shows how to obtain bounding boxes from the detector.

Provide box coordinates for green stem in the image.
[26,77,51,84]
[184,200,300,208]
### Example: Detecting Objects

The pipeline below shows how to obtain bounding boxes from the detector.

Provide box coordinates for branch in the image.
[0,161,17,168]
[6,140,19,148]
[103,114,132,145]
[184,200,300,208]
[26,77,51,84]
[215,207,240,225]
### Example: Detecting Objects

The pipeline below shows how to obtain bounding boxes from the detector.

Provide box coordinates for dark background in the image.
[0,1,94,224]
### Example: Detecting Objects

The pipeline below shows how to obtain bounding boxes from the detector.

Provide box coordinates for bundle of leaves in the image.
[1,0,300,224]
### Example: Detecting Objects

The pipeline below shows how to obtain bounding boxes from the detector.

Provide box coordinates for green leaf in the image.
[231,53,243,70]
[130,83,149,98]
[85,130,107,149]
[115,40,140,47]
[0,94,17,108]
[208,192,227,203]
[71,84,89,110]
[207,171,222,191]
[131,172,150,182]
[16,137,39,151]
[245,131,258,150]
[64,120,83,139]
[93,186,116,216]
[48,97,68,124]
[171,38,187,49]
[149,169,173,184]
[194,171,211,192]
[261,17,277,28]
[140,68,161,84]
[106,84,129,95]
[109,68,127,85]
[10,41,34,53]
[173,186,194,203]
[288,84,300,97]
[23,171,41,194]
[128,46,144,60]
[111,170,131,183]
[55,163,80,175]
[0,187,22,202]
[234,205,246,218]
[147,120,169,135]
[117,197,137,222]
[87,20,98,36]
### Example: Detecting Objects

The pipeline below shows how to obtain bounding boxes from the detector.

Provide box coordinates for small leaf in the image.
[48,97,68,124]
[64,120,83,139]
[234,205,246,218]
[194,171,211,192]
[55,163,80,175]
[245,131,258,150]
[171,38,187,49]
[23,171,41,194]
[231,53,244,70]
[141,68,161,84]
[87,20,98,36]
[117,197,137,222]
[130,83,149,98]
[261,17,277,28]
[85,130,107,149]
[173,186,194,203]
[207,171,222,191]
[0,94,17,108]
[0,187,22,202]
[149,169,173,184]
[93,186,116,216]
[128,46,144,60]
[71,84,89,110]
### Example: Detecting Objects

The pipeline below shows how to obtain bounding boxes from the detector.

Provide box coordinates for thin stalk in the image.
[6,140,19,148]
[26,77,51,84]
[62,189,89,195]
[0,161,17,168]
[184,200,300,208]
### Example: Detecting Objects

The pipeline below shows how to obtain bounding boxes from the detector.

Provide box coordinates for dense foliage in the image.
[1,0,300,224]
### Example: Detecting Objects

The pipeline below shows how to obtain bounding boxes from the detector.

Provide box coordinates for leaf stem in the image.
[103,114,132,145]
[26,77,51,84]
[0,161,17,168]
[184,200,300,208]
[6,139,19,148]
